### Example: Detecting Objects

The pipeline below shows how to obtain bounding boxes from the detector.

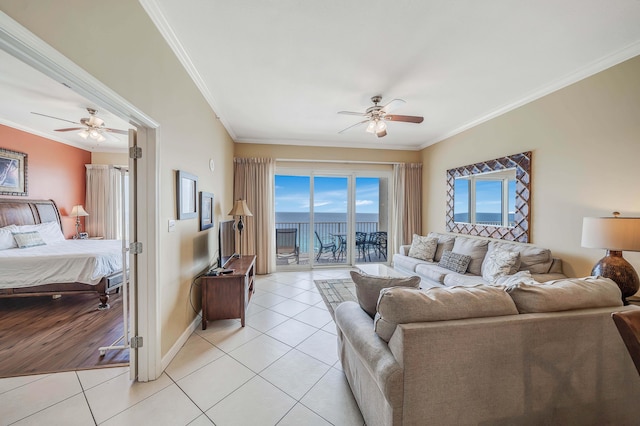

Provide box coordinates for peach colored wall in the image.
[0,125,90,238]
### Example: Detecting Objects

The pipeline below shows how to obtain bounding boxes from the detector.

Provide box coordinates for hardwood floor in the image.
[0,291,128,378]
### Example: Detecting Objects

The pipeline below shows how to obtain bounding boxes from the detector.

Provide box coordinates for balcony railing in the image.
[276,221,384,265]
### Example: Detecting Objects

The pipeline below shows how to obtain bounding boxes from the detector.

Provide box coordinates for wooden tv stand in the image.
[201,254,256,329]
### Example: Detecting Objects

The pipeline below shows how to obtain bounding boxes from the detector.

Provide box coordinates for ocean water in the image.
[276,212,379,223]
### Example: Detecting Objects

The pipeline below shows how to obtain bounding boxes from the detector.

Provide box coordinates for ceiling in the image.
[141,0,640,150]
[2,2,640,153]
[0,49,133,152]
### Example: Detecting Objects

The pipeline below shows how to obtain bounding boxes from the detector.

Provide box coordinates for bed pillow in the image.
[438,250,472,274]
[350,270,421,318]
[12,231,47,249]
[17,221,65,244]
[407,234,438,261]
[0,225,18,250]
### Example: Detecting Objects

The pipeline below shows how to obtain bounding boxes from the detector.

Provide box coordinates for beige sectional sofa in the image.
[335,276,640,426]
[393,232,567,286]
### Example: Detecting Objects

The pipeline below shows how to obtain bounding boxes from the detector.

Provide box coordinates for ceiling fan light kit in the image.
[338,95,423,138]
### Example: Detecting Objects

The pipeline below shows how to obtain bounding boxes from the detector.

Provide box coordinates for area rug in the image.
[314,278,357,319]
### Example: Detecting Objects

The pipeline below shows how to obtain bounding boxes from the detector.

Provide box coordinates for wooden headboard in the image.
[0,199,62,229]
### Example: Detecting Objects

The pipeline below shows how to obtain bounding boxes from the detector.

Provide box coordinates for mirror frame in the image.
[446,151,531,243]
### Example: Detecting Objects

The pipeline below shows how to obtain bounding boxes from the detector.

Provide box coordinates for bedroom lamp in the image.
[228,199,253,257]
[70,205,89,239]
[582,212,640,304]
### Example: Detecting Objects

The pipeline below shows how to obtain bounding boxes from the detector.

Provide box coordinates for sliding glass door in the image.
[275,169,390,269]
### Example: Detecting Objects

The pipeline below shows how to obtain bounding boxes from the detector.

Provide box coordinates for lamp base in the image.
[591,250,640,304]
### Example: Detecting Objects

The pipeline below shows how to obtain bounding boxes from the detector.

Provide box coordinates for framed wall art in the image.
[176,170,198,220]
[199,191,214,231]
[0,148,27,196]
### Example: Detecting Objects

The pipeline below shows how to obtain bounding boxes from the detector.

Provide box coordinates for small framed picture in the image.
[176,170,198,220]
[0,147,28,196]
[199,191,214,231]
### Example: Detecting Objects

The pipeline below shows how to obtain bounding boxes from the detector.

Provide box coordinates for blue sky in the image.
[275,175,380,214]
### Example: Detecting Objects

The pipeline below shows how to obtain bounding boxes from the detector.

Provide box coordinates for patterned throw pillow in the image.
[438,250,472,274]
[407,234,438,261]
[482,249,520,283]
[12,231,46,249]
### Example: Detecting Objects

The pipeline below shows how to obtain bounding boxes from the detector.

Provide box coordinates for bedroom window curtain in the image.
[391,163,422,255]
[233,157,276,275]
[85,165,125,240]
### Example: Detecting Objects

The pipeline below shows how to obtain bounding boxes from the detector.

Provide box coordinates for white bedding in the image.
[0,239,124,288]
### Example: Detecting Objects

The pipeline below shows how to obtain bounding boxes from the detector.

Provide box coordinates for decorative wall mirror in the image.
[446,151,531,242]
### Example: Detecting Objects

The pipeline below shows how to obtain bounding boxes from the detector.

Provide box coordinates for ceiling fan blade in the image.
[338,120,369,134]
[104,128,128,135]
[31,112,81,125]
[381,99,406,114]
[385,114,424,123]
[338,111,368,117]
[55,127,85,132]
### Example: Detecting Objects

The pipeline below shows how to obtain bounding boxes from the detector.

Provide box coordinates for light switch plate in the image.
[168,219,176,232]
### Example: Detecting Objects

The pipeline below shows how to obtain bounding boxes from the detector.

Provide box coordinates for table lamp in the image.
[70,205,89,239]
[228,199,253,256]
[582,212,640,303]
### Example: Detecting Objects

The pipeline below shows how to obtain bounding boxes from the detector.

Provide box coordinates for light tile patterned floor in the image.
[0,268,365,426]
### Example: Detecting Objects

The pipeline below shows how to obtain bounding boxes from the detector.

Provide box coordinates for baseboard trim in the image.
[161,313,201,372]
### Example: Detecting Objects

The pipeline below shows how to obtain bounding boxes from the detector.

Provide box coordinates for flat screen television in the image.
[218,219,237,268]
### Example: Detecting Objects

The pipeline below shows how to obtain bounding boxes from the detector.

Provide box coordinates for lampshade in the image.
[582,216,640,252]
[70,205,89,217]
[227,199,253,217]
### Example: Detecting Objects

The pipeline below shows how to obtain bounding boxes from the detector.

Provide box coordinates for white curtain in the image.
[391,163,422,257]
[233,158,276,275]
[85,165,125,239]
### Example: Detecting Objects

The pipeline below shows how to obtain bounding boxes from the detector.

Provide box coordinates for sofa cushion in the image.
[350,271,421,318]
[443,273,489,287]
[427,232,455,262]
[415,263,453,284]
[481,248,520,283]
[393,254,431,273]
[451,237,489,276]
[488,241,552,274]
[407,234,438,261]
[505,276,623,313]
[374,285,519,342]
[438,250,471,274]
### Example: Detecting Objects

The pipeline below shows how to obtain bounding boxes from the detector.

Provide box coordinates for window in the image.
[453,169,515,228]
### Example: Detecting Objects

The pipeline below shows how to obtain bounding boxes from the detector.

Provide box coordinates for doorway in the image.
[275,168,391,269]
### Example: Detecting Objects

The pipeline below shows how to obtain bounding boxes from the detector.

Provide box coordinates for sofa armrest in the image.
[335,301,403,401]
[548,257,563,274]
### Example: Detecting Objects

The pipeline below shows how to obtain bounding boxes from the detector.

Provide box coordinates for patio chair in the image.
[355,232,367,260]
[276,228,299,264]
[315,231,336,262]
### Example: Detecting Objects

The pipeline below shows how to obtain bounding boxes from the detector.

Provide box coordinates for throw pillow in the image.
[0,225,18,250]
[407,234,438,261]
[16,221,65,244]
[12,231,46,249]
[481,248,521,283]
[350,270,421,318]
[438,250,472,274]
[427,232,455,262]
[451,237,489,276]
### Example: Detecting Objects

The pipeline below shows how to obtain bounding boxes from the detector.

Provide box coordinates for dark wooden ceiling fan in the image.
[338,95,424,137]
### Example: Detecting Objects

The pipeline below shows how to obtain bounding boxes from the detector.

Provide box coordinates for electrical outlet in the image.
[168,219,176,232]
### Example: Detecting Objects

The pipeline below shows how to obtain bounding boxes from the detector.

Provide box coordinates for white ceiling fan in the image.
[31,107,128,143]
[338,95,424,138]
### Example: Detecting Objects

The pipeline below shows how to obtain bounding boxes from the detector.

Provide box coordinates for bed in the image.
[0,198,125,309]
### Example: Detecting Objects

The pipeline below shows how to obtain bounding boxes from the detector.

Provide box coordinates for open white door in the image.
[128,128,139,380]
